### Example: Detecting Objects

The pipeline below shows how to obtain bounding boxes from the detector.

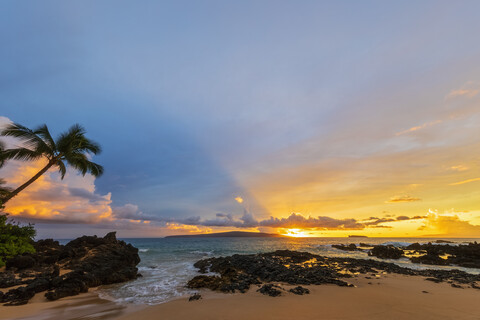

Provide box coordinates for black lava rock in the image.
[289,286,310,295]
[189,293,202,301]
[1,232,140,306]
[257,284,283,297]
[369,245,403,259]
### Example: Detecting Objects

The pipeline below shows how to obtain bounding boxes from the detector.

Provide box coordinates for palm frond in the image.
[0,178,12,198]
[56,124,101,155]
[56,160,67,179]
[34,124,56,152]
[56,124,86,153]
[0,123,53,156]
[0,140,5,168]
[2,148,44,161]
[64,153,104,177]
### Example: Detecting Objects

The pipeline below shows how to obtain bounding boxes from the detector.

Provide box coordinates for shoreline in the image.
[119,274,480,320]
[3,274,479,320]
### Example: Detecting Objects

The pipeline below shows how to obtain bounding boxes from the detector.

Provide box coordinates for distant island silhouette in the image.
[165,231,285,238]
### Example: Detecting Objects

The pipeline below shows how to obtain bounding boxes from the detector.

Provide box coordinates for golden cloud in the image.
[385,195,421,203]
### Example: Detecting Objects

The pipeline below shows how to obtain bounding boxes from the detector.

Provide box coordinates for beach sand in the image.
[2,274,479,320]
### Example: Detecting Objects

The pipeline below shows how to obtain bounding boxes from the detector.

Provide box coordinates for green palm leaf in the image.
[0,122,103,203]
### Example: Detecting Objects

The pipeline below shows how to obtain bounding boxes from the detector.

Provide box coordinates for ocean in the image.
[87,237,480,305]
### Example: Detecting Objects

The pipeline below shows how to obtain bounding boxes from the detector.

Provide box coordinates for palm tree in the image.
[0,140,6,168]
[0,142,11,206]
[0,123,103,204]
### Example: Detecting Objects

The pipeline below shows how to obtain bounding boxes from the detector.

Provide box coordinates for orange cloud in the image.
[395,120,442,136]
[420,212,480,237]
[450,165,469,172]
[385,195,421,203]
[445,88,479,100]
[235,196,244,203]
[2,159,113,224]
[449,177,480,186]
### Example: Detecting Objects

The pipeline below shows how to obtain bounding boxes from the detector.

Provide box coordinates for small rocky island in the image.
[0,232,140,306]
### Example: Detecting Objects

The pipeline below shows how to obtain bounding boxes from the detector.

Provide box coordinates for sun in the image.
[282,228,310,237]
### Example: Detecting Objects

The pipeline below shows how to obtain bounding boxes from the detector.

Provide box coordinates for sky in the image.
[1,0,479,238]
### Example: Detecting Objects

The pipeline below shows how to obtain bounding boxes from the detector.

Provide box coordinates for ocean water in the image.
[96,237,480,305]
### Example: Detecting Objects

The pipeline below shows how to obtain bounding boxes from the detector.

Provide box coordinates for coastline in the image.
[119,274,480,320]
[2,274,479,320]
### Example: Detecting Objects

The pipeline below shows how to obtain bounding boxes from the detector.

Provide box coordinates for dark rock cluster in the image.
[405,242,480,268]
[332,244,362,252]
[187,250,354,294]
[369,245,404,259]
[187,250,480,296]
[289,286,310,295]
[331,241,480,269]
[257,284,283,297]
[0,232,140,306]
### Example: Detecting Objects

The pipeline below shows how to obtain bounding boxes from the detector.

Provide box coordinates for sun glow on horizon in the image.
[282,228,311,238]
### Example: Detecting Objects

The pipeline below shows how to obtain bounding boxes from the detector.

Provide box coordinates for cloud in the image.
[445,88,479,100]
[395,120,442,136]
[258,213,364,230]
[420,212,480,237]
[450,165,469,172]
[386,195,421,203]
[449,177,480,186]
[186,212,367,230]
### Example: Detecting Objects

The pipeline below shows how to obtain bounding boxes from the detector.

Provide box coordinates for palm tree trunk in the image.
[1,161,55,204]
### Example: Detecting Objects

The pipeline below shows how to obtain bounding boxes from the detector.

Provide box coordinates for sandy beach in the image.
[2,274,479,320]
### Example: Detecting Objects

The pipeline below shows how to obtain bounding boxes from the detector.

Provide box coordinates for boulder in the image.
[289,286,310,295]
[1,232,140,306]
[369,245,403,259]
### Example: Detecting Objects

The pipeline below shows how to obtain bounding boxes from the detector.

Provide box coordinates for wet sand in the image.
[2,274,480,320]
[0,289,141,320]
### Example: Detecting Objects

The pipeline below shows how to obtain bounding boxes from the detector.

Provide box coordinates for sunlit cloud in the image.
[449,177,480,186]
[450,165,469,172]
[445,88,479,100]
[386,195,421,203]
[395,120,442,136]
[419,210,480,237]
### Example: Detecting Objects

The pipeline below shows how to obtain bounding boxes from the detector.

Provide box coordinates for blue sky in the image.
[1,1,480,238]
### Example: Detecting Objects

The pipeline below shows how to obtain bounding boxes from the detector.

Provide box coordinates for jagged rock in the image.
[2,286,35,306]
[369,245,403,259]
[187,250,480,297]
[1,232,140,306]
[406,243,480,268]
[289,286,310,295]
[6,255,36,270]
[258,284,282,297]
[332,244,360,251]
[0,271,21,288]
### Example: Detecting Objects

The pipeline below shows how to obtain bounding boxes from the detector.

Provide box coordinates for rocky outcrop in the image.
[289,286,310,295]
[369,245,403,259]
[187,250,480,296]
[257,284,283,297]
[0,232,140,306]
[405,242,480,268]
[332,244,362,251]
[187,250,354,294]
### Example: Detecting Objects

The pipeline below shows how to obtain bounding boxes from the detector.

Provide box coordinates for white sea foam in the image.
[379,241,412,247]
[139,248,149,253]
